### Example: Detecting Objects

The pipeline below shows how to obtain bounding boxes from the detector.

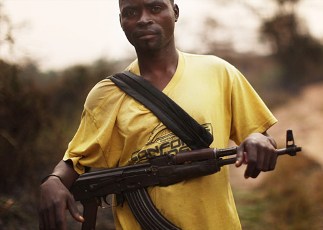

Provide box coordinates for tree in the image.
[0,1,15,59]
[259,0,323,89]
[206,0,323,89]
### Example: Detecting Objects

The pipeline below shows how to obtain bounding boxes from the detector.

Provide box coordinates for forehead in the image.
[119,0,172,8]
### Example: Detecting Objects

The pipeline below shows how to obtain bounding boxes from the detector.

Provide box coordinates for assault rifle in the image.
[70,130,301,230]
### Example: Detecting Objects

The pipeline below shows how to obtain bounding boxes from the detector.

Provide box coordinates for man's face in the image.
[119,0,179,52]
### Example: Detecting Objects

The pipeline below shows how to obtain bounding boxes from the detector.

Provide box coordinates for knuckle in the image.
[245,137,258,147]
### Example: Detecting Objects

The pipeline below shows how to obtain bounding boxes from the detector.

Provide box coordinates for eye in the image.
[122,8,138,18]
[151,5,162,14]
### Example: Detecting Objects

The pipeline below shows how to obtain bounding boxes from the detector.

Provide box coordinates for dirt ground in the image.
[230,83,323,189]
[270,83,323,166]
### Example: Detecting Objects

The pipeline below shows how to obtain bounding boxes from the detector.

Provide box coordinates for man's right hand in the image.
[39,160,84,230]
[39,176,84,230]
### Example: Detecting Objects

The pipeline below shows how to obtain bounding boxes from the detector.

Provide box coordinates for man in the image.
[39,0,278,229]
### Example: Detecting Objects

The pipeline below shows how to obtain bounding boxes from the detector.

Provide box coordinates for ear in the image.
[173,4,179,22]
[119,13,124,31]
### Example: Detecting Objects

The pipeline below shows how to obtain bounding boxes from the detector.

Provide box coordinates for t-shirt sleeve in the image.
[228,66,277,144]
[63,79,123,174]
[63,109,107,174]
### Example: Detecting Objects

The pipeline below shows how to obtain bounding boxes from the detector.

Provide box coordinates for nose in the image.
[137,10,153,27]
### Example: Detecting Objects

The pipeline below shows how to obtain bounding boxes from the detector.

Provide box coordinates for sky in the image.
[1,0,323,71]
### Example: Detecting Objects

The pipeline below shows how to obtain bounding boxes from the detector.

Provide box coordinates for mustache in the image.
[133,29,160,37]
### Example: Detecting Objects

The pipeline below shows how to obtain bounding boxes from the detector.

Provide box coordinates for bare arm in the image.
[48,160,80,188]
[39,160,84,230]
[235,131,277,178]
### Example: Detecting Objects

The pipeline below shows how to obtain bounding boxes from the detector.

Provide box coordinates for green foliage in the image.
[0,57,120,228]
[206,0,323,91]
[256,0,323,90]
[261,12,323,89]
[0,60,48,193]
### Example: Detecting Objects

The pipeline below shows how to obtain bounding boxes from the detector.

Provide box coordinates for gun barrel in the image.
[276,146,302,156]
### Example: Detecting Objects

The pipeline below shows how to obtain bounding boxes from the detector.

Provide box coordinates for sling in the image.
[110,71,213,150]
[108,71,213,230]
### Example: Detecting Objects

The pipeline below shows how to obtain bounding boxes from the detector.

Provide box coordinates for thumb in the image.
[67,195,84,223]
[235,145,246,167]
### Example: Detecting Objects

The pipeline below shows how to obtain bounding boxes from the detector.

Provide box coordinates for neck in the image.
[135,44,179,90]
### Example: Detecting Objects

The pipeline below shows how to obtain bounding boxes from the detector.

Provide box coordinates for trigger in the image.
[102,195,112,208]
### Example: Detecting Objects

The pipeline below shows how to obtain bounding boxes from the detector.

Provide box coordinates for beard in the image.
[130,32,162,51]
[125,26,174,54]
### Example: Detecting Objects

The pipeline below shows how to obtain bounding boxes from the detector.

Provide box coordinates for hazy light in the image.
[2,0,323,71]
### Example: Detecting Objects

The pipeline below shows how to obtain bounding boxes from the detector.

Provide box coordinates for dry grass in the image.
[233,154,323,230]
[231,82,323,229]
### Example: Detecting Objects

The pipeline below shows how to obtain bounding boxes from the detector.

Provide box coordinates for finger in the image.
[244,147,258,179]
[266,136,278,171]
[269,150,277,171]
[47,205,57,230]
[244,160,256,179]
[55,202,67,230]
[256,149,266,171]
[245,162,262,178]
[235,146,246,167]
[39,194,50,230]
[250,168,261,178]
[264,149,273,171]
[67,195,84,223]
[261,147,277,171]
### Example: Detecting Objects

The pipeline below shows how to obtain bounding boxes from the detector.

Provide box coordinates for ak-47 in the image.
[70,130,301,230]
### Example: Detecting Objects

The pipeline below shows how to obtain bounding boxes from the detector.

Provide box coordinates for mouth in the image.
[138,34,156,40]
[135,30,158,40]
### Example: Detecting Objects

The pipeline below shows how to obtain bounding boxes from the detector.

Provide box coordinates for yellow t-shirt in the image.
[64,51,277,230]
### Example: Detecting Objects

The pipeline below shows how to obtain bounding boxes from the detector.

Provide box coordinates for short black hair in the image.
[119,0,175,8]
[119,0,174,3]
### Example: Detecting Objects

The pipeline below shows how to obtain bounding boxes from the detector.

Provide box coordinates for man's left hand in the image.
[235,132,277,178]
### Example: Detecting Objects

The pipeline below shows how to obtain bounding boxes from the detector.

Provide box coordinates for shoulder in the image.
[179,51,243,83]
[84,77,124,112]
[181,51,240,74]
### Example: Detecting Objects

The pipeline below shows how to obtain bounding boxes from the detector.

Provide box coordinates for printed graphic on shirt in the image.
[130,123,213,164]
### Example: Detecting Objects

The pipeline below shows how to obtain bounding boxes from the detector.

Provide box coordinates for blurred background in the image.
[1,0,323,229]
